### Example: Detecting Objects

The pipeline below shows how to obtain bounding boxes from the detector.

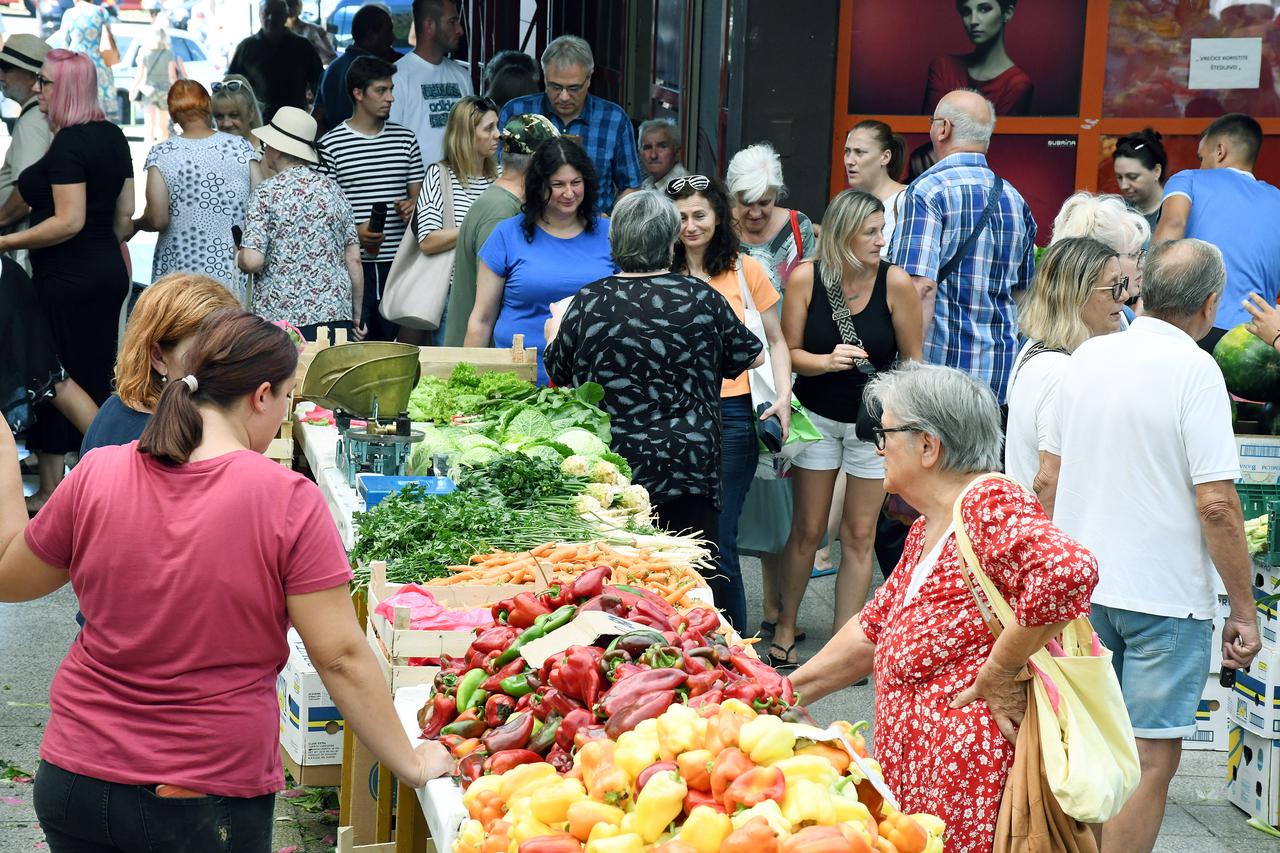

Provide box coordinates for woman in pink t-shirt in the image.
[0,310,449,852]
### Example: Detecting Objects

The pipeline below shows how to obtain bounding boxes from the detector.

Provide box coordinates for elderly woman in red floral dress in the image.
[791,363,1098,853]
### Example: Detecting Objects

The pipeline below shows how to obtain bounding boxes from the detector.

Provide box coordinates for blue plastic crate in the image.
[356,475,455,509]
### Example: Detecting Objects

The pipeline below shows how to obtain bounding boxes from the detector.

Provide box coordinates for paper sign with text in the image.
[1189,37,1262,90]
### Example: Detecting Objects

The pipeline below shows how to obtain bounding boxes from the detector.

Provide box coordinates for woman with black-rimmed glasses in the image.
[1006,236,1128,513]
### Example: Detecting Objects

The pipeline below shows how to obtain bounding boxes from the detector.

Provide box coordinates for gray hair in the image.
[609,190,680,273]
[725,142,787,204]
[541,35,594,76]
[863,363,1003,474]
[502,149,532,174]
[1142,239,1226,318]
[935,91,996,147]
[638,118,678,148]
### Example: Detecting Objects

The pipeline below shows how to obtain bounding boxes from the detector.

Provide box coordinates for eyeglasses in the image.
[1093,275,1132,302]
[665,174,711,195]
[547,81,587,96]
[34,73,53,88]
[212,80,245,93]
[871,425,921,451]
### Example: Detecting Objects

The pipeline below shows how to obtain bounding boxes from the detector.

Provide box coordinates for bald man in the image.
[891,89,1036,406]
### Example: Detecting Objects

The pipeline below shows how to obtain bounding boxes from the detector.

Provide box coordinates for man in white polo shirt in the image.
[1048,239,1261,853]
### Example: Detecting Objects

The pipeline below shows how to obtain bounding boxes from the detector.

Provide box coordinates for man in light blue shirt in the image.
[1155,112,1280,350]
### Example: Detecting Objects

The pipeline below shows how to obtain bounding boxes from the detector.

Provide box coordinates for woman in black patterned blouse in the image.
[544,190,763,553]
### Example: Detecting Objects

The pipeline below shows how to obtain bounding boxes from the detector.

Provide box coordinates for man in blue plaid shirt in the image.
[892,89,1037,404]
[499,36,643,214]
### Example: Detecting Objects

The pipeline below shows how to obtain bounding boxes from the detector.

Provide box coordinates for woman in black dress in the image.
[0,49,134,513]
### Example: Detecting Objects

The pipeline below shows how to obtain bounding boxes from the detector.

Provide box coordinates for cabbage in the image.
[457,446,501,467]
[557,428,608,457]
[455,433,499,451]
[503,408,555,442]
[521,443,566,466]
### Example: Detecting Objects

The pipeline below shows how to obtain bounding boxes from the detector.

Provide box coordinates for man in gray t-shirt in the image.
[444,115,559,346]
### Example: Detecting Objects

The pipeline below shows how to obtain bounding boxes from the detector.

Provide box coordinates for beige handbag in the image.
[379,162,456,331]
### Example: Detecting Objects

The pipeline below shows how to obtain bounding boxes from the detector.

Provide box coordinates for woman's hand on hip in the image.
[950,659,1027,744]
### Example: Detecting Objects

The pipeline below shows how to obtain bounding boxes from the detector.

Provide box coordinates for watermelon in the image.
[1214,324,1280,402]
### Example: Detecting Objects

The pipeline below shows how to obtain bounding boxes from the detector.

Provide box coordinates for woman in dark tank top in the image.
[767,189,923,669]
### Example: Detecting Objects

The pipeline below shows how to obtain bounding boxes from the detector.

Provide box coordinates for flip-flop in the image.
[767,642,799,671]
[759,621,805,642]
[811,565,838,578]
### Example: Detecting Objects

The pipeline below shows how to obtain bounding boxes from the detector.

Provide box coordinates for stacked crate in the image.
[1226,437,1280,827]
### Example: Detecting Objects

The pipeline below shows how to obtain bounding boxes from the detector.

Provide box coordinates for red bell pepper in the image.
[709,748,754,802]
[574,725,608,749]
[517,832,581,853]
[723,766,786,812]
[483,748,543,775]
[635,761,679,794]
[549,645,606,709]
[577,592,628,618]
[472,625,519,656]
[484,693,518,727]
[723,681,767,709]
[482,710,535,752]
[597,668,687,717]
[684,607,721,636]
[687,689,723,710]
[557,707,596,752]
[686,670,726,696]
[502,592,552,629]
[612,662,648,681]
[454,751,488,787]
[545,744,574,773]
[682,789,726,816]
[603,690,677,739]
[542,688,585,720]
[481,659,527,692]
[569,565,611,601]
[420,691,458,739]
[730,651,793,708]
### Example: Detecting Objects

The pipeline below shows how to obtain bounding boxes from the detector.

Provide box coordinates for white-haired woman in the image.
[792,363,1098,853]
[1006,237,1129,513]
[725,141,818,641]
[544,190,763,549]
[771,189,922,669]
[1051,191,1150,320]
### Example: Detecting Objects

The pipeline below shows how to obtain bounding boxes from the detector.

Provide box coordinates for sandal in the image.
[767,642,799,670]
[759,622,805,642]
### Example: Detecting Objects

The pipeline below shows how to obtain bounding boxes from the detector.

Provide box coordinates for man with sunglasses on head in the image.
[0,35,52,275]
[498,36,643,213]
[390,0,472,170]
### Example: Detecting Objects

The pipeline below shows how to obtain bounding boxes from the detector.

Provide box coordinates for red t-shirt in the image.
[26,444,352,798]
[922,55,1035,117]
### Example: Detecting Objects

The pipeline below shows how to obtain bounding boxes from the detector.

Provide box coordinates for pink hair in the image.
[43,49,105,130]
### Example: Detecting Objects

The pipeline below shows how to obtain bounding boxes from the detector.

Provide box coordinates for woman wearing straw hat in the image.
[237,106,366,341]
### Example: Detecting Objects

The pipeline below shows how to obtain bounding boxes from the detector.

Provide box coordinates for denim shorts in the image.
[1091,603,1213,739]
[790,409,885,479]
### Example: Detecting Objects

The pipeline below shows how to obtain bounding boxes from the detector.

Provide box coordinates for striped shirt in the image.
[318,121,424,262]
[415,163,496,244]
[892,152,1037,403]
[498,93,643,213]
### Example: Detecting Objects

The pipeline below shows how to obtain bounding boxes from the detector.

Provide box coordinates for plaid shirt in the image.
[499,93,643,213]
[892,153,1036,403]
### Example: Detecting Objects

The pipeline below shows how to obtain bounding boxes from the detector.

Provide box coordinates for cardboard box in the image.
[278,628,345,767]
[1238,435,1280,485]
[282,743,341,788]
[1210,594,1230,672]
[1231,644,1280,737]
[1227,724,1280,827]
[1184,676,1232,751]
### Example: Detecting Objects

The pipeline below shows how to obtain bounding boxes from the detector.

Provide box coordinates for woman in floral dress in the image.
[791,363,1099,853]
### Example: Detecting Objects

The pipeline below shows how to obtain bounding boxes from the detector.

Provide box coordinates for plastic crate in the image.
[1238,483,1280,566]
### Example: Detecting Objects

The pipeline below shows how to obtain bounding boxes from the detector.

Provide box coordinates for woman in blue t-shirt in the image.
[466,138,615,384]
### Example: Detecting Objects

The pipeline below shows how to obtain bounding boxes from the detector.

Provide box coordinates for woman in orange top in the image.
[667,174,792,632]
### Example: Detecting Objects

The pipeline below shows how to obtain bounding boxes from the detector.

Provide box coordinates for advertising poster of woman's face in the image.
[845,0,1088,116]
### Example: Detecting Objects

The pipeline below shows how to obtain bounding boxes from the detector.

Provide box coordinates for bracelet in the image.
[1272,331,1280,351]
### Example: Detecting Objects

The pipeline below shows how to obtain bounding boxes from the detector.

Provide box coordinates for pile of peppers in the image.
[416,566,805,785]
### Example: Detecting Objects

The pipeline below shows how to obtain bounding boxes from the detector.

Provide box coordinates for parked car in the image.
[99,28,219,124]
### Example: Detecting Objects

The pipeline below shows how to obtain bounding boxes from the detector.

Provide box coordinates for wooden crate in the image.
[417,335,537,383]
[366,619,439,693]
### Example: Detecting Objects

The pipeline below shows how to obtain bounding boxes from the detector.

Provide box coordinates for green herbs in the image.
[453,454,585,509]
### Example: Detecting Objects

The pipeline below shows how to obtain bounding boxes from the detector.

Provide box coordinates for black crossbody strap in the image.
[820,262,874,373]
[937,174,1004,284]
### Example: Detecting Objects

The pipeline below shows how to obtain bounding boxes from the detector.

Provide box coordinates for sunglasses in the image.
[1092,275,1131,302]
[473,96,499,113]
[212,80,245,93]
[665,174,711,195]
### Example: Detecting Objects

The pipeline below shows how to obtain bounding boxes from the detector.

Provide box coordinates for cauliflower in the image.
[573,494,603,516]
[617,484,651,512]
[589,459,622,484]
[561,455,591,477]
[584,482,616,508]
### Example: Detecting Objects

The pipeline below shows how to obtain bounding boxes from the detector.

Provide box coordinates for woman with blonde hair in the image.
[772,189,923,668]
[1051,191,1150,318]
[408,94,500,344]
[210,75,265,147]
[81,272,241,454]
[130,25,184,145]
[1006,236,1127,512]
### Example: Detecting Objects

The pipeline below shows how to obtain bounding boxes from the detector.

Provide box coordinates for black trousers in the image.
[34,760,276,853]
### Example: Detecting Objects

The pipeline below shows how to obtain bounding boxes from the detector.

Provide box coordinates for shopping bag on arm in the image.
[952,474,1140,827]
[380,161,456,330]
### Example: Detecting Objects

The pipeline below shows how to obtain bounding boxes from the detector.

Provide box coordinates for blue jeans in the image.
[715,395,757,632]
[34,760,276,852]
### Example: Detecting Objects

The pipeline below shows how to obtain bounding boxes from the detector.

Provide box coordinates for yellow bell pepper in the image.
[504,794,533,825]
[530,777,587,825]
[584,833,646,853]
[718,698,758,720]
[498,762,558,801]
[830,783,872,826]
[677,805,733,853]
[567,800,625,842]
[635,718,659,737]
[781,778,837,827]
[455,819,485,853]
[912,813,946,838]
[614,728,661,780]
[738,714,795,765]
[462,774,505,810]
[509,813,557,844]
[771,755,840,785]
[587,822,621,845]
[627,769,687,843]
[730,799,792,836]
[657,702,703,759]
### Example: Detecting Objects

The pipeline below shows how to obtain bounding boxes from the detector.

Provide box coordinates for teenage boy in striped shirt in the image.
[319,56,424,341]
